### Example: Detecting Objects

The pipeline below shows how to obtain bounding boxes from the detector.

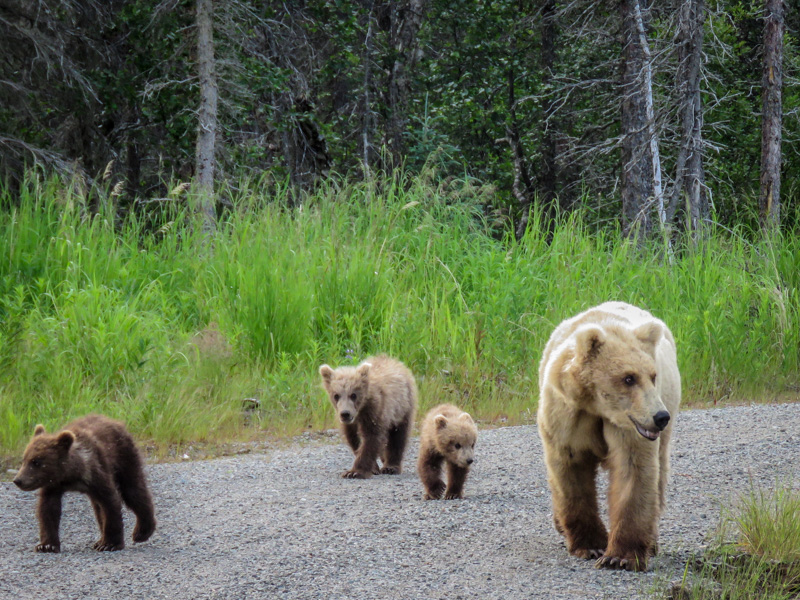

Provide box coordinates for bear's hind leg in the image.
[91,498,106,533]
[119,473,156,543]
[89,478,125,551]
[547,451,607,560]
[381,417,410,475]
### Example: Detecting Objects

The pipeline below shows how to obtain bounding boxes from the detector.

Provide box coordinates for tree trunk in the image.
[385,0,427,169]
[506,64,535,240]
[195,0,217,235]
[620,0,662,241]
[759,0,785,231]
[539,0,559,217]
[362,4,376,178]
[666,0,708,240]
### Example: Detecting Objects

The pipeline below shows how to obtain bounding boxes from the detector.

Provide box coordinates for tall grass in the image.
[666,484,800,599]
[0,171,799,459]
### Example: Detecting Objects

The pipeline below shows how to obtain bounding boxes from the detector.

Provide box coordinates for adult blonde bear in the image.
[537,301,680,572]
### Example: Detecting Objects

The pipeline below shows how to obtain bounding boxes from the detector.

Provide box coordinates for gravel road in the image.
[2,403,799,600]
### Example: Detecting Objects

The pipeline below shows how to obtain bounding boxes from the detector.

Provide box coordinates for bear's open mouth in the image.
[629,416,660,441]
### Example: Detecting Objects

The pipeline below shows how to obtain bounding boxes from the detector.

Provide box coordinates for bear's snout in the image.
[466,458,474,465]
[339,411,353,423]
[652,410,670,431]
[12,475,35,491]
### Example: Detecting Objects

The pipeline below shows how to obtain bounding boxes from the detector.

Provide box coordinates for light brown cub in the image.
[319,355,417,478]
[418,404,478,500]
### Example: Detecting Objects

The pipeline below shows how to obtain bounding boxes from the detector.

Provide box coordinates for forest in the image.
[2,0,798,232]
[0,1,799,456]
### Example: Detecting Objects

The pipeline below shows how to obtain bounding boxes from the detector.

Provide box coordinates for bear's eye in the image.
[455,443,461,449]
[333,394,340,402]
[30,459,41,468]
[349,393,357,401]
[623,374,636,386]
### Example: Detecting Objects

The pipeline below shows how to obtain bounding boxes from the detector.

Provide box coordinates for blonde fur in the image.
[537,302,681,571]
[418,404,477,500]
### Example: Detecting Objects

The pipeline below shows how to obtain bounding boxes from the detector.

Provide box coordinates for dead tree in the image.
[620,0,663,241]
[195,0,218,234]
[759,0,785,230]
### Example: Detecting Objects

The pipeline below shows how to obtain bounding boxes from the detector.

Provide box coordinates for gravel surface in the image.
[1,403,799,600]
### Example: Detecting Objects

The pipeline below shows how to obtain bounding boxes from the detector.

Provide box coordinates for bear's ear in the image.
[319,365,334,388]
[574,324,606,362]
[56,431,75,451]
[356,362,372,380]
[434,414,448,430]
[459,412,474,425]
[33,424,46,437]
[634,322,662,349]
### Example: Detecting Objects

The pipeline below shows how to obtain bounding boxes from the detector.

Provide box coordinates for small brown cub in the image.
[418,404,478,500]
[319,355,417,479]
[13,414,156,553]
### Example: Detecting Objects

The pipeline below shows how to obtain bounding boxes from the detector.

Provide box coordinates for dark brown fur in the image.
[418,404,477,500]
[13,414,156,553]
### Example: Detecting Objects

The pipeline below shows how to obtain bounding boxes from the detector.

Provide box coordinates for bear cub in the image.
[13,414,156,553]
[319,355,417,479]
[418,404,478,500]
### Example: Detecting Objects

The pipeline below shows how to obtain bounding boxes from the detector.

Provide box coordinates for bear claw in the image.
[443,491,463,500]
[93,540,124,552]
[595,554,646,572]
[35,543,60,553]
[423,481,446,500]
[380,466,401,475]
[574,548,605,560]
[342,470,369,479]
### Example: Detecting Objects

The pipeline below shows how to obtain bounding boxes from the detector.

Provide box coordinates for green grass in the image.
[1,171,799,461]
[667,484,800,599]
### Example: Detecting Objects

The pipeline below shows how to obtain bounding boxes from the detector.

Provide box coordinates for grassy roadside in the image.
[665,484,800,600]
[1,172,799,462]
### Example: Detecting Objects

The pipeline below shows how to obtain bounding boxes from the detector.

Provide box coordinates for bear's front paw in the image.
[443,490,464,500]
[342,469,371,479]
[35,543,60,553]
[93,539,124,552]
[595,552,647,572]
[423,481,446,500]
[380,465,401,475]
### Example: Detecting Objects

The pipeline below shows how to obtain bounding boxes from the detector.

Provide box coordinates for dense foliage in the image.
[0,173,798,458]
[1,1,798,228]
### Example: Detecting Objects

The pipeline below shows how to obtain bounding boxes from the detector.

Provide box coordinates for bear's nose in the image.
[340,411,352,422]
[12,478,22,488]
[653,411,670,431]
[466,458,474,465]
